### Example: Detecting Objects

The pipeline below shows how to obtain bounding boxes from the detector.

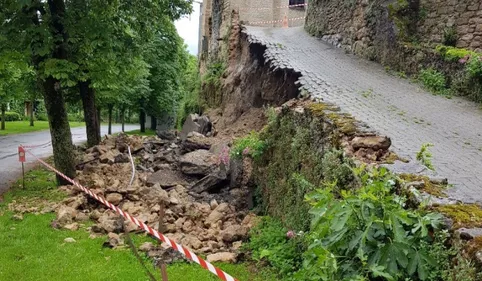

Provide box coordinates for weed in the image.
[442,27,457,47]
[397,71,408,78]
[360,88,374,98]
[265,106,278,126]
[416,143,435,170]
[230,131,266,161]
[243,217,304,278]
[419,68,447,95]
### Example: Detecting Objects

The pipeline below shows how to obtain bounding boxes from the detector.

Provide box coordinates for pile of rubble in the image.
[53,114,258,263]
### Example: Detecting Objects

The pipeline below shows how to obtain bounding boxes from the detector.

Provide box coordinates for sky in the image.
[175,1,202,56]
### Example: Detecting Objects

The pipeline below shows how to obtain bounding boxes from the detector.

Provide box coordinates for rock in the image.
[64,223,79,231]
[157,130,177,141]
[114,153,130,163]
[181,134,213,153]
[222,225,248,242]
[104,232,123,248]
[210,199,219,210]
[12,214,23,221]
[99,150,121,165]
[180,114,212,141]
[207,252,237,263]
[351,136,391,151]
[93,145,108,154]
[139,242,155,252]
[64,238,77,243]
[99,214,123,233]
[57,206,78,225]
[146,169,187,188]
[123,221,138,233]
[456,228,482,240]
[182,235,203,250]
[205,210,224,227]
[190,169,228,193]
[106,193,123,205]
[232,241,243,251]
[90,209,102,220]
[242,213,259,229]
[139,184,169,204]
[180,150,218,176]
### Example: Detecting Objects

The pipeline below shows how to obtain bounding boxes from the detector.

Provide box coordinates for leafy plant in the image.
[230,131,266,161]
[265,106,278,126]
[416,143,434,170]
[443,27,457,47]
[419,68,448,95]
[466,56,482,81]
[298,167,443,281]
[244,217,305,277]
[3,112,21,121]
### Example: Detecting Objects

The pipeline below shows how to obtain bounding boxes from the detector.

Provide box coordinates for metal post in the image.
[22,162,25,189]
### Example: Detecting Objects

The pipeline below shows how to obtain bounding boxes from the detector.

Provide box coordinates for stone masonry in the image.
[305,0,482,59]
[245,26,482,204]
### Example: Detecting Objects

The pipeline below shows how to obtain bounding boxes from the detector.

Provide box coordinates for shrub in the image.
[230,131,266,161]
[443,27,457,47]
[419,68,447,94]
[36,113,48,121]
[435,45,476,62]
[243,217,305,277]
[2,111,21,121]
[296,167,444,281]
[466,56,482,81]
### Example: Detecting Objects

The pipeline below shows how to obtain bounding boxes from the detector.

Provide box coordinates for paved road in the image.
[0,124,139,194]
[245,26,482,204]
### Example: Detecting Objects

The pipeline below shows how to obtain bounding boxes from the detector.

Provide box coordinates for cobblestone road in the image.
[245,26,482,204]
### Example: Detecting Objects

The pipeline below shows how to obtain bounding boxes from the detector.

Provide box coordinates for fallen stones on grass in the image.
[207,252,237,263]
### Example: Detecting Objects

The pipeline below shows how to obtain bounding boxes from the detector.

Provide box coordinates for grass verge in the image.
[125,129,157,136]
[0,165,276,281]
[0,121,84,136]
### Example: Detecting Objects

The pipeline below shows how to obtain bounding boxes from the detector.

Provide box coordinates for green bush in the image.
[295,167,444,281]
[2,112,21,121]
[244,217,305,277]
[230,131,266,161]
[68,113,84,122]
[443,27,457,47]
[419,68,448,94]
[435,45,476,62]
[36,113,48,121]
[466,56,482,80]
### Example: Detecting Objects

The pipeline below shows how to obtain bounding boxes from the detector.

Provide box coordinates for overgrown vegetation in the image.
[230,131,266,161]
[201,61,226,107]
[418,68,448,96]
[243,217,304,278]
[416,143,434,170]
[177,55,203,129]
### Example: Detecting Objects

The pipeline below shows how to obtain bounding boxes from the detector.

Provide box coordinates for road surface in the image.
[0,124,139,194]
[245,26,482,204]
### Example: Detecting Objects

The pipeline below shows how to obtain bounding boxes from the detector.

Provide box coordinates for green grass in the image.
[0,166,277,281]
[125,129,157,136]
[0,121,84,136]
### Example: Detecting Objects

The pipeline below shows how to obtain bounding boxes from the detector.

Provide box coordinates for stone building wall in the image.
[305,0,482,60]
[199,0,306,65]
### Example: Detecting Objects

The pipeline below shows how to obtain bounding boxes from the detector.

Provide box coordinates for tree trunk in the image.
[41,0,76,185]
[79,81,101,147]
[140,109,146,133]
[97,107,101,138]
[108,104,113,135]
[29,99,35,126]
[121,107,125,132]
[1,104,6,130]
[150,116,157,131]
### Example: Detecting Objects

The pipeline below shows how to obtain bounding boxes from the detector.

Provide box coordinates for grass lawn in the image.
[0,165,278,281]
[125,129,157,136]
[0,121,85,136]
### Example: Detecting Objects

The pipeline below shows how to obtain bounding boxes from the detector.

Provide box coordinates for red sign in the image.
[18,146,26,163]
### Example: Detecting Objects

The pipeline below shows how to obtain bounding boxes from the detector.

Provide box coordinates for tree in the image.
[0,51,31,130]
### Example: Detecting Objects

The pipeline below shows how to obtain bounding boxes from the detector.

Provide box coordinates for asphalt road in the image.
[0,124,139,194]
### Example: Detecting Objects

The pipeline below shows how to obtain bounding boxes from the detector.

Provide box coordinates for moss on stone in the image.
[399,173,447,198]
[434,204,482,229]
[466,236,482,259]
[306,102,339,117]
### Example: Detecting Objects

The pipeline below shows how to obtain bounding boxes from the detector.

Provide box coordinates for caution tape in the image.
[248,16,306,25]
[239,3,308,11]
[21,141,51,149]
[21,146,239,281]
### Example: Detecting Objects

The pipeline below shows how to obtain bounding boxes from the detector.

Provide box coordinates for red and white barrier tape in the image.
[248,16,306,25]
[21,146,238,281]
[239,3,308,11]
[21,141,51,149]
